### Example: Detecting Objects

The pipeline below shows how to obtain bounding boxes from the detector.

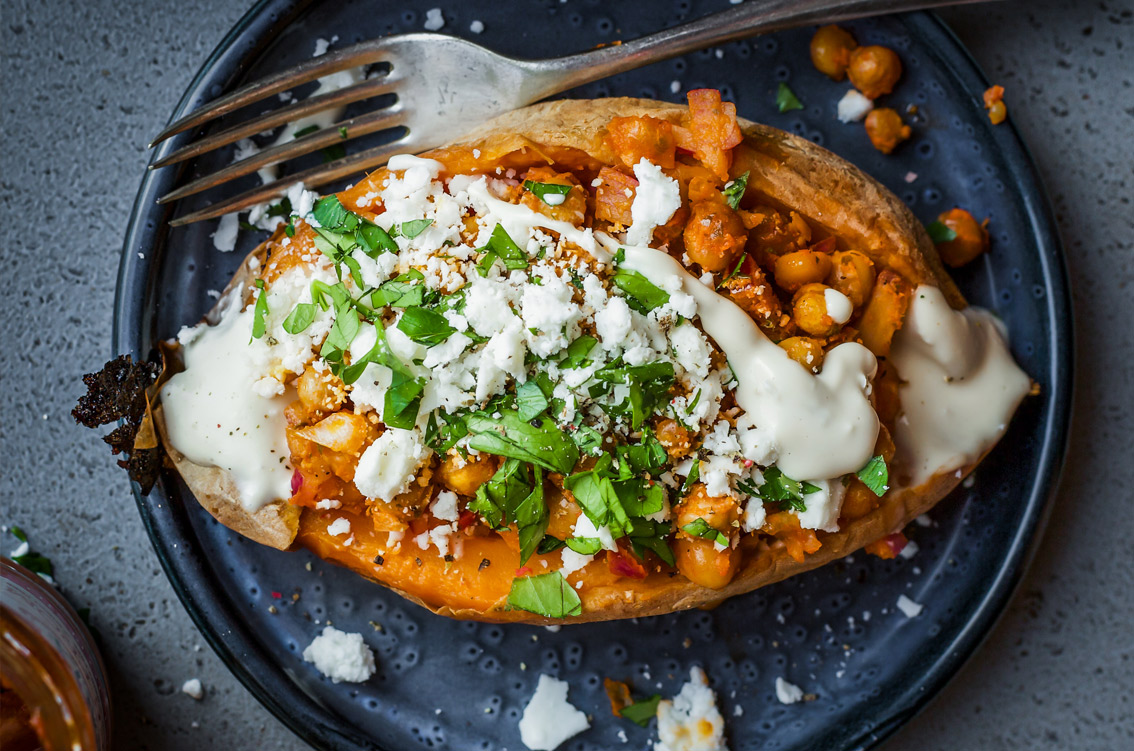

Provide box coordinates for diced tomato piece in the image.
[865,532,908,560]
[675,89,743,182]
[515,566,533,577]
[606,548,648,579]
[594,167,638,225]
[606,116,677,169]
[458,509,479,530]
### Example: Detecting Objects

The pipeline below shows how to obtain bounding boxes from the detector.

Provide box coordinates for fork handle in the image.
[520,0,992,101]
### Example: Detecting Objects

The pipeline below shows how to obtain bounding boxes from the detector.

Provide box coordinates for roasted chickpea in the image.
[436,452,498,496]
[983,85,1007,125]
[774,249,833,292]
[655,418,694,460]
[778,336,826,371]
[676,484,739,533]
[864,108,911,154]
[934,208,989,267]
[847,45,902,99]
[791,283,843,337]
[673,537,739,590]
[810,25,858,80]
[683,200,748,273]
[296,368,345,413]
[827,250,876,307]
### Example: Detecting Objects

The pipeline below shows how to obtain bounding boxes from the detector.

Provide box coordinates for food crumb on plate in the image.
[181,678,203,700]
[518,674,589,751]
[424,8,444,31]
[470,20,484,34]
[897,594,924,618]
[775,677,804,705]
[655,667,728,751]
[302,625,376,683]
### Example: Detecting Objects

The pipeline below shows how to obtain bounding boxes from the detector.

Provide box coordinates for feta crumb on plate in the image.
[655,667,728,751]
[897,594,924,618]
[181,678,203,700]
[423,7,444,31]
[837,89,874,123]
[519,674,590,750]
[774,677,804,705]
[302,626,377,683]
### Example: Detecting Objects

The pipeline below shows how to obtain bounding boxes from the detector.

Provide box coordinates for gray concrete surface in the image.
[1,0,1131,749]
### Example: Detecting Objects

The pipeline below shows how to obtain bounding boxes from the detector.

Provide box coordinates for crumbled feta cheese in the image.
[354,429,431,502]
[899,539,919,560]
[470,19,485,34]
[627,159,681,247]
[430,490,460,522]
[326,518,351,537]
[212,213,239,252]
[181,678,204,700]
[595,296,633,349]
[518,675,590,750]
[302,626,377,683]
[423,7,445,31]
[837,89,874,123]
[574,513,617,551]
[897,594,924,618]
[560,548,594,577]
[655,667,727,751]
[315,499,342,510]
[794,478,846,533]
[775,677,804,705]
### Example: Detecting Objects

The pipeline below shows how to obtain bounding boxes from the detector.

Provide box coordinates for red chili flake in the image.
[271,591,282,599]
[290,470,304,494]
[606,549,648,580]
[515,566,533,577]
[458,510,479,530]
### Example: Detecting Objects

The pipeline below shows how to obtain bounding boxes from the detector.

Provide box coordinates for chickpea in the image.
[847,45,902,99]
[778,336,826,371]
[827,250,876,307]
[774,249,833,292]
[983,85,1007,125]
[436,452,498,496]
[810,25,858,81]
[655,418,694,460]
[864,108,911,154]
[676,484,739,533]
[296,368,345,413]
[934,208,989,267]
[791,283,843,337]
[673,537,739,590]
[683,200,748,273]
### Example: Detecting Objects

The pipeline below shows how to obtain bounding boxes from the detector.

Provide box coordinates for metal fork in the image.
[152,0,988,226]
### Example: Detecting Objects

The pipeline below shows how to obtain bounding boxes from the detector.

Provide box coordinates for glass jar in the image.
[1,557,111,750]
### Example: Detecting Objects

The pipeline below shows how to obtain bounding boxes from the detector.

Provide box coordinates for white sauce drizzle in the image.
[889,285,1031,485]
[160,293,293,511]
[824,287,854,324]
[621,246,880,481]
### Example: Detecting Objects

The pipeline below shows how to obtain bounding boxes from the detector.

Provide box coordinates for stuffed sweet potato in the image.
[156,92,1031,623]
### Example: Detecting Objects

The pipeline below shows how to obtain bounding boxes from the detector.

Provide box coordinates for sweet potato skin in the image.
[159,97,980,623]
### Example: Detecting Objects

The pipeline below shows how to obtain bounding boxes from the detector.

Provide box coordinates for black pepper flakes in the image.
[415,557,423,567]
[478,558,491,571]
[443,554,454,562]
[373,555,384,566]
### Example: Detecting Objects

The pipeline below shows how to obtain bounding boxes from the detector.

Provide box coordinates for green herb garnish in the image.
[394,218,434,239]
[396,307,456,346]
[776,82,804,113]
[466,411,580,475]
[619,695,662,727]
[926,220,958,244]
[282,302,317,335]
[856,455,890,497]
[611,269,670,314]
[507,571,582,618]
[523,180,574,206]
[250,279,269,341]
[721,171,749,210]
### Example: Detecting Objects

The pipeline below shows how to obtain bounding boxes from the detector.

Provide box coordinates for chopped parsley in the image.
[721,171,749,210]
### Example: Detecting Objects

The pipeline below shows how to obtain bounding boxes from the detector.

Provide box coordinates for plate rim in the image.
[112,6,1074,750]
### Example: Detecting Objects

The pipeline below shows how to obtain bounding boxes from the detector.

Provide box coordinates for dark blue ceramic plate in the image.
[115,2,1072,749]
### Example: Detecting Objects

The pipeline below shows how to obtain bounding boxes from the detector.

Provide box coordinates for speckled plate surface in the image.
[115,1,1072,749]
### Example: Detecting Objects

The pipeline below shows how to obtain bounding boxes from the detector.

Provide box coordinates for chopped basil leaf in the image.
[337,125,348,139]
[926,220,958,244]
[754,466,819,512]
[565,457,631,538]
[397,307,456,346]
[370,271,427,308]
[515,467,549,566]
[507,571,582,618]
[293,124,320,138]
[681,517,729,547]
[721,171,749,210]
[516,380,550,421]
[251,279,269,341]
[559,336,598,369]
[266,197,292,218]
[466,411,580,475]
[626,518,675,567]
[283,303,317,334]
[718,253,747,288]
[570,423,604,455]
[470,459,532,530]
[395,218,434,239]
[14,551,54,577]
[612,270,670,314]
[284,221,295,237]
[614,479,666,518]
[537,535,567,555]
[478,224,528,271]
[313,195,359,232]
[856,455,890,497]
[685,388,702,415]
[11,526,27,542]
[681,458,700,492]
[357,221,398,255]
[523,180,574,206]
[776,82,804,113]
[619,695,662,727]
[595,361,675,429]
[565,537,603,555]
[476,250,499,277]
[424,411,469,453]
[383,370,425,429]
